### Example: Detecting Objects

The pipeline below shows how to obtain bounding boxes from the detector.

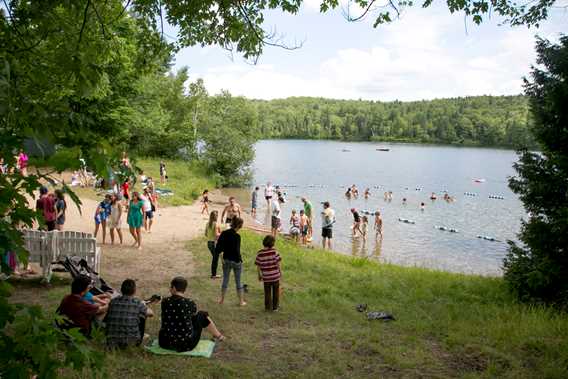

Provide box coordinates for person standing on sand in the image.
[36,186,57,231]
[94,194,112,243]
[159,161,167,185]
[55,189,67,231]
[108,194,123,245]
[255,235,282,312]
[205,210,222,279]
[221,197,242,225]
[321,202,335,250]
[264,182,274,209]
[374,211,383,239]
[17,149,28,176]
[270,198,281,237]
[127,192,144,250]
[141,188,154,233]
[215,217,247,306]
[301,197,313,238]
[299,210,310,245]
[251,186,259,217]
[201,189,211,215]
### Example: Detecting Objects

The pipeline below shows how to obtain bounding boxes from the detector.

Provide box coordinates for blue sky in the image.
[167,1,568,101]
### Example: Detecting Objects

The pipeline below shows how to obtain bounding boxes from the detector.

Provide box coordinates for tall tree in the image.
[504,36,568,307]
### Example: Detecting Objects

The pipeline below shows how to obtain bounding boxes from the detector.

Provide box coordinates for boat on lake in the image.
[376,148,390,151]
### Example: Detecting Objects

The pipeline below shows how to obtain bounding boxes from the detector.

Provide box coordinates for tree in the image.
[504,36,568,307]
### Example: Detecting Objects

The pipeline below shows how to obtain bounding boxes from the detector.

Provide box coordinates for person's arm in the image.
[214,232,224,254]
[221,206,227,221]
[257,266,262,281]
[237,205,241,218]
[215,224,221,238]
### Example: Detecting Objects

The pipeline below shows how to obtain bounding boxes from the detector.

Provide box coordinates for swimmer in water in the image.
[420,202,425,211]
[364,188,370,199]
[351,185,359,197]
[384,192,388,201]
[361,216,369,240]
[374,211,383,239]
[351,208,363,236]
[345,187,352,199]
[430,192,437,200]
[388,191,393,202]
[402,198,407,205]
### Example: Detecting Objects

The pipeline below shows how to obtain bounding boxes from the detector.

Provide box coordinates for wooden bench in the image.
[23,230,101,282]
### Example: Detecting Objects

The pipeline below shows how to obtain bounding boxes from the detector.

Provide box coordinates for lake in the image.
[230,140,525,276]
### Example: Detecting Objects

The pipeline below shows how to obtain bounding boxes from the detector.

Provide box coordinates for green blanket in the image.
[144,339,216,358]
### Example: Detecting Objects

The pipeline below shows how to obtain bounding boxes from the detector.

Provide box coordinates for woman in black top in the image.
[159,277,224,352]
[215,217,247,306]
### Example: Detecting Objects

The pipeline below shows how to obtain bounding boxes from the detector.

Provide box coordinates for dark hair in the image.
[263,235,275,248]
[55,189,65,200]
[230,217,244,230]
[203,189,208,194]
[323,201,330,208]
[171,276,188,292]
[255,186,259,190]
[39,186,48,195]
[71,275,92,294]
[121,279,136,296]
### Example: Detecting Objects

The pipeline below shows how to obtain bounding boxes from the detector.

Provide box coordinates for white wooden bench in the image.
[23,230,101,282]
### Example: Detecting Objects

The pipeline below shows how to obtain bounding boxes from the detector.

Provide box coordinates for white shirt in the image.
[265,185,273,197]
[140,195,152,212]
[322,208,335,228]
[271,199,281,218]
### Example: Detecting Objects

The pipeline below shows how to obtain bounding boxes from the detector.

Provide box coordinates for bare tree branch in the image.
[346,0,378,22]
[91,0,107,39]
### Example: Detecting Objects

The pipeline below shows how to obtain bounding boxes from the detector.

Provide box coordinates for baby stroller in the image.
[56,256,116,296]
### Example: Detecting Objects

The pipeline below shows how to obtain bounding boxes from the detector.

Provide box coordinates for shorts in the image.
[123,193,129,200]
[271,216,281,229]
[145,210,154,219]
[46,220,56,231]
[57,216,65,225]
[95,214,108,225]
[322,227,333,239]
[265,196,272,201]
[290,227,300,236]
[251,202,258,210]
[301,225,308,236]
[226,217,233,224]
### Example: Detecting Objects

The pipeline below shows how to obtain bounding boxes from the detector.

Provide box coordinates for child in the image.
[159,161,167,184]
[271,198,281,237]
[289,209,300,243]
[201,189,211,215]
[364,188,371,199]
[374,211,383,239]
[251,186,259,217]
[299,209,310,244]
[361,216,369,240]
[205,211,222,278]
[255,235,282,312]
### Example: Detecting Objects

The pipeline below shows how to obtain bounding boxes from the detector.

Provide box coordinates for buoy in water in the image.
[477,235,497,242]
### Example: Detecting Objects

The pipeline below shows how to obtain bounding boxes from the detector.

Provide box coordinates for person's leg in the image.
[129,226,137,245]
[110,228,115,244]
[322,236,326,249]
[144,213,148,231]
[219,260,230,304]
[137,316,147,345]
[272,281,280,310]
[136,227,142,249]
[235,262,246,306]
[148,216,153,233]
[94,222,100,238]
[117,228,123,244]
[101,220,107,244]
[264,282,272,311]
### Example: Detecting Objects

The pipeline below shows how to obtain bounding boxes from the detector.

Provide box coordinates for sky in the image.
[167,1,568,102]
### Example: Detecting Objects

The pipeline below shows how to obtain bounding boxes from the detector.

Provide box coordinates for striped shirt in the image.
[255,248,282,283]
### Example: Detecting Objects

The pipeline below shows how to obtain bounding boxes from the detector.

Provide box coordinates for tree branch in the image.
[90,1,107,39]
[77,0,91,50]
[347,0,378,22]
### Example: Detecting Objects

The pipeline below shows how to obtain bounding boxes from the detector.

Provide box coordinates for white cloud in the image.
[185,7,549,101]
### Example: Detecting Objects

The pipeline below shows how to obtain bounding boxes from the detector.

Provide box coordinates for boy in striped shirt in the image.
[255,235,282,311]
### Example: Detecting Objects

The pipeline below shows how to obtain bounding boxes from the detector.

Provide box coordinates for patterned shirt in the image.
[255,248,282,283]
[159,295,198,351]
[104,295,147,348]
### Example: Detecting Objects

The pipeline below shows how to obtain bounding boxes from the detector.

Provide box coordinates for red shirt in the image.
[122,182,129,196]
[58,294,99,334]
[36,194,57,222]
[255,248,282,283]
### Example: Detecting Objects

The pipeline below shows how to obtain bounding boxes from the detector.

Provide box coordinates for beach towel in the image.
[144,339,216,358]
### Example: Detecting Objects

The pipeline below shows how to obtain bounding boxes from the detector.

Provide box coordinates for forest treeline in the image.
[252,96,535,148]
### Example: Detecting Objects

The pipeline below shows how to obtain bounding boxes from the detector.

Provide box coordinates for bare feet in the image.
[218,298,224,304]
[239,301,247,306]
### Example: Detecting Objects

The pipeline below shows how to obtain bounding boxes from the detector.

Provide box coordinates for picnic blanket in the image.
[155,188,174,196]
[144,340,216,358]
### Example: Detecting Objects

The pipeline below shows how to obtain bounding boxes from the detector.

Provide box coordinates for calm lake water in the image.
[230,140,525,276]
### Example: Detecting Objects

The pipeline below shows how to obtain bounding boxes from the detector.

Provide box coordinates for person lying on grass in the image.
[58,275,108,337]
[255,235,282,312]
[105,279,158,349]
[159,276,225,352]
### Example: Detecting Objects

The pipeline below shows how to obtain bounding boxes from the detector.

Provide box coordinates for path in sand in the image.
[57,191,268,290]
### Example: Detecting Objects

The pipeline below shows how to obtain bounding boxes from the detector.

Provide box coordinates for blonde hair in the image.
[207,210,218,230]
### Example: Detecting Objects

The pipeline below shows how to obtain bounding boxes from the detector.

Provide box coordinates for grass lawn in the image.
[10,232,568,378]
[59,158,215,207]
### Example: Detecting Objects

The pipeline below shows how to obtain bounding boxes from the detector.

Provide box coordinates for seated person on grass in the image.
[159,276,225,352]
[105,279,158,349]
[58,275,108,336]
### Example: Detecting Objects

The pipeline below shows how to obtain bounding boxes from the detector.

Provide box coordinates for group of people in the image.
[58,275,225,351]
[36,186,67,231]
[0,149,29,176]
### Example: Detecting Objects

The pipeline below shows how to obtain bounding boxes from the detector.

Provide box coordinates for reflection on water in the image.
[226,140,525,276]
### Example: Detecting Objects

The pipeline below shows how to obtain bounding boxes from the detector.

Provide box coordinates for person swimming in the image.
[364,188,370,199]
[430,192,437,200]
[420,202,425,211]
[345,187,352,199]
[351,185,359,197]
[402,198,407,205]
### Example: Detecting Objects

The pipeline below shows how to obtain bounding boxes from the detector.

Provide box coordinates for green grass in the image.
[10,232,568,378]
[54,158,215,207]
[135,158,215,206]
